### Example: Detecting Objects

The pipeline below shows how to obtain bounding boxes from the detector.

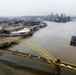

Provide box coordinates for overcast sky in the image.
[0,0,76,16]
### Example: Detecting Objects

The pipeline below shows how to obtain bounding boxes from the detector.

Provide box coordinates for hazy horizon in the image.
[0,0,76,16]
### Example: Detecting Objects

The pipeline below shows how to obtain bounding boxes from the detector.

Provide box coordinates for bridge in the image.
[0,37,76,74]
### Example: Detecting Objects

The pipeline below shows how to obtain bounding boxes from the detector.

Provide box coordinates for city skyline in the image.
[0,0,76,16]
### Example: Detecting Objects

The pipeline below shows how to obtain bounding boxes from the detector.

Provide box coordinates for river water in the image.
[8,21,76,64]
[0,21,76,75]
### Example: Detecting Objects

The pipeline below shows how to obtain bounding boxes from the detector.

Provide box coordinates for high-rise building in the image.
[46,13,71,22]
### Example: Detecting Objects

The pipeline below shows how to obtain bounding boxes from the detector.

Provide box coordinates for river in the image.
[0,21,76,75]
[9,21,76,64]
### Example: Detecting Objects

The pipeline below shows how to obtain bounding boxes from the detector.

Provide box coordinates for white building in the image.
[11,28,30,35]
[0,27,2,30]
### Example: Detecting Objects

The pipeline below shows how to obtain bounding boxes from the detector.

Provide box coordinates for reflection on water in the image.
[9,21,76,64]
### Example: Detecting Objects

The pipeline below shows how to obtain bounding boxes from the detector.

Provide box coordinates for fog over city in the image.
[0,0,76,16]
